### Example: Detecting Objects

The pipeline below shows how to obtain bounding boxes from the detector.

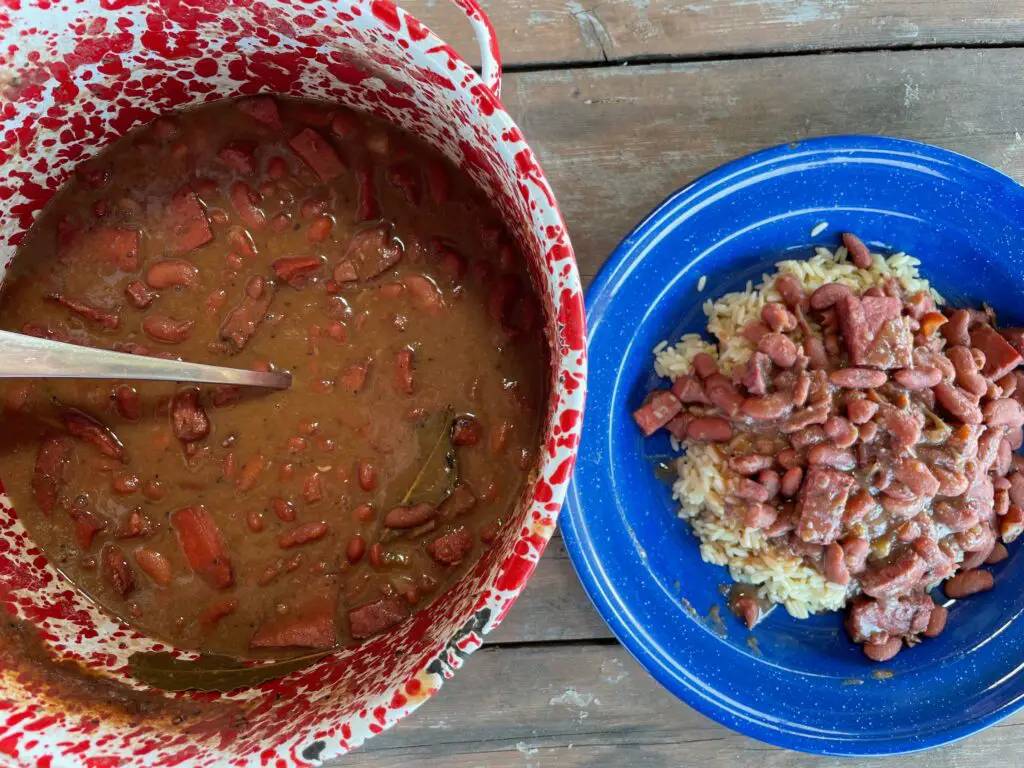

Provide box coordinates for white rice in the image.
[657,245,942,618]
[810,221,829,237]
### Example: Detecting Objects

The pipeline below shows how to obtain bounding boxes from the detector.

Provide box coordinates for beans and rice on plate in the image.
[634,233,1024,662]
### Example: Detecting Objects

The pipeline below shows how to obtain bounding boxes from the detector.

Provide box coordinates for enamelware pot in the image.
[0,1,586,764]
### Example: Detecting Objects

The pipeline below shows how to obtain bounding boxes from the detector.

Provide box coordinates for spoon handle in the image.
[0,330,291,389]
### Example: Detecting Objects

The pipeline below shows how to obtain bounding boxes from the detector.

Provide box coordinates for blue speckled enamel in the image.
[561,136,1024,756]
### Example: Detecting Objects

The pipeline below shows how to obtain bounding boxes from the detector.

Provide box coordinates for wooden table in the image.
[340,2,1024,764]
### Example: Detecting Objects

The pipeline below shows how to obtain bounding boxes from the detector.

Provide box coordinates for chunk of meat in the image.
[272,256,322,287]
[164,187,212,253]
[237,96,282,129]
[859,548,927,599]
[633,390,682,437]
[30,435,72,515]
[169,506,233,589]
[220,276,275,351]
[861,317,913,370]
[1000,327,1024,357]
[217,141,256,175]
[75,226,140,271]
[251,593,337,649]
[172,388,210,443]
[101,544,135,597]
[344,225,404,280]
[427,527,474,565]
[289,128,345,181]
[124,280,156,309]
[845,592,933,643]
[740,351,772,396]
[60,408,124,460]
[46,293,120,330]
[796,466,855,544]
[69,502,107,549]
[671,375,710,404]
[971,324,1023,381]
[348,597,408,640]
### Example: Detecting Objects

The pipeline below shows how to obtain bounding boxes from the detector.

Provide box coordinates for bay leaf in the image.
[128,649,329,692]
[400,405,458,507]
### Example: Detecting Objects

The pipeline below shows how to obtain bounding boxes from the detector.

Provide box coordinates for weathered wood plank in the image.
[484,531,613,644]
[499,47,1024,286]
[402,1,1024,68]
[335,643,1024,767]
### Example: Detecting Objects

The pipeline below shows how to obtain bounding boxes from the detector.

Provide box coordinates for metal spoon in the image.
[0,330,291,389]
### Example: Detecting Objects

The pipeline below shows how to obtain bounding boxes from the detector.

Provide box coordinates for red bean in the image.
[944,569,994,598]
[829,367,887,389]
[792,372,811,407]
[933,383,983,424]
[780,466,803,497]
[863,637,902,662]
[939,309,970,346]
[357,460,377,491]
[142,313,194,344]
[808,444,856,470]
[1000,505,1024,543]
[987,542,1009,564]
[893,366,942,390]
[383,503,437,529]
[803,335,829,370]
[841,537,870,573]
[823,542,850,585]
[841,232,873,269]
[146,259,199,289]
[984,398,1024,428]
[761,302,797,333]
[923,605,948,638]
[278,521,329,548]
[757,332,798,368]
[114,385,142,421]
[742,502,777,529]
[740,321,771,345]
[809,282,853,310]
[947,346,987,397]
[686,417,733,442]
[759,469,781,499]
[729,454,774,475]
[846,398,878,425]
[773,451,799,473]
[741,392,792,420]
[346,535,366,564]
[774,274,805,309]
[824,416,858,449]
[704,374,743,417]
[133,547,171,587]
[735,478,771,503]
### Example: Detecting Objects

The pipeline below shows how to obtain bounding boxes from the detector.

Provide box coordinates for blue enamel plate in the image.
[562,136,1024,755]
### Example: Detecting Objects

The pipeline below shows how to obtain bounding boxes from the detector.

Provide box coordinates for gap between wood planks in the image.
[499,39,1024,75]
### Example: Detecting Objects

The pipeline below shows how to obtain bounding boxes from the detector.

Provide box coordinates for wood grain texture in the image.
[337,643,1024,767]
[331,46,1024,765]
[402,1,1024,68]
[500,47,1024,286]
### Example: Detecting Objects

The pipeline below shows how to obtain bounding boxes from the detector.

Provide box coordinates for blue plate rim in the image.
[561,134,1024,757]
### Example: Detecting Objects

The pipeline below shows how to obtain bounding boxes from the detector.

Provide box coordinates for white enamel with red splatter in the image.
[0,0,586,764]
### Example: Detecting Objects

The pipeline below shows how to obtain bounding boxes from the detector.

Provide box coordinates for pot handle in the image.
[449,0,502,99]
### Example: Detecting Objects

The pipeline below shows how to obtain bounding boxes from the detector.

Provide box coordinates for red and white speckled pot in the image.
[0,1,585,764]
